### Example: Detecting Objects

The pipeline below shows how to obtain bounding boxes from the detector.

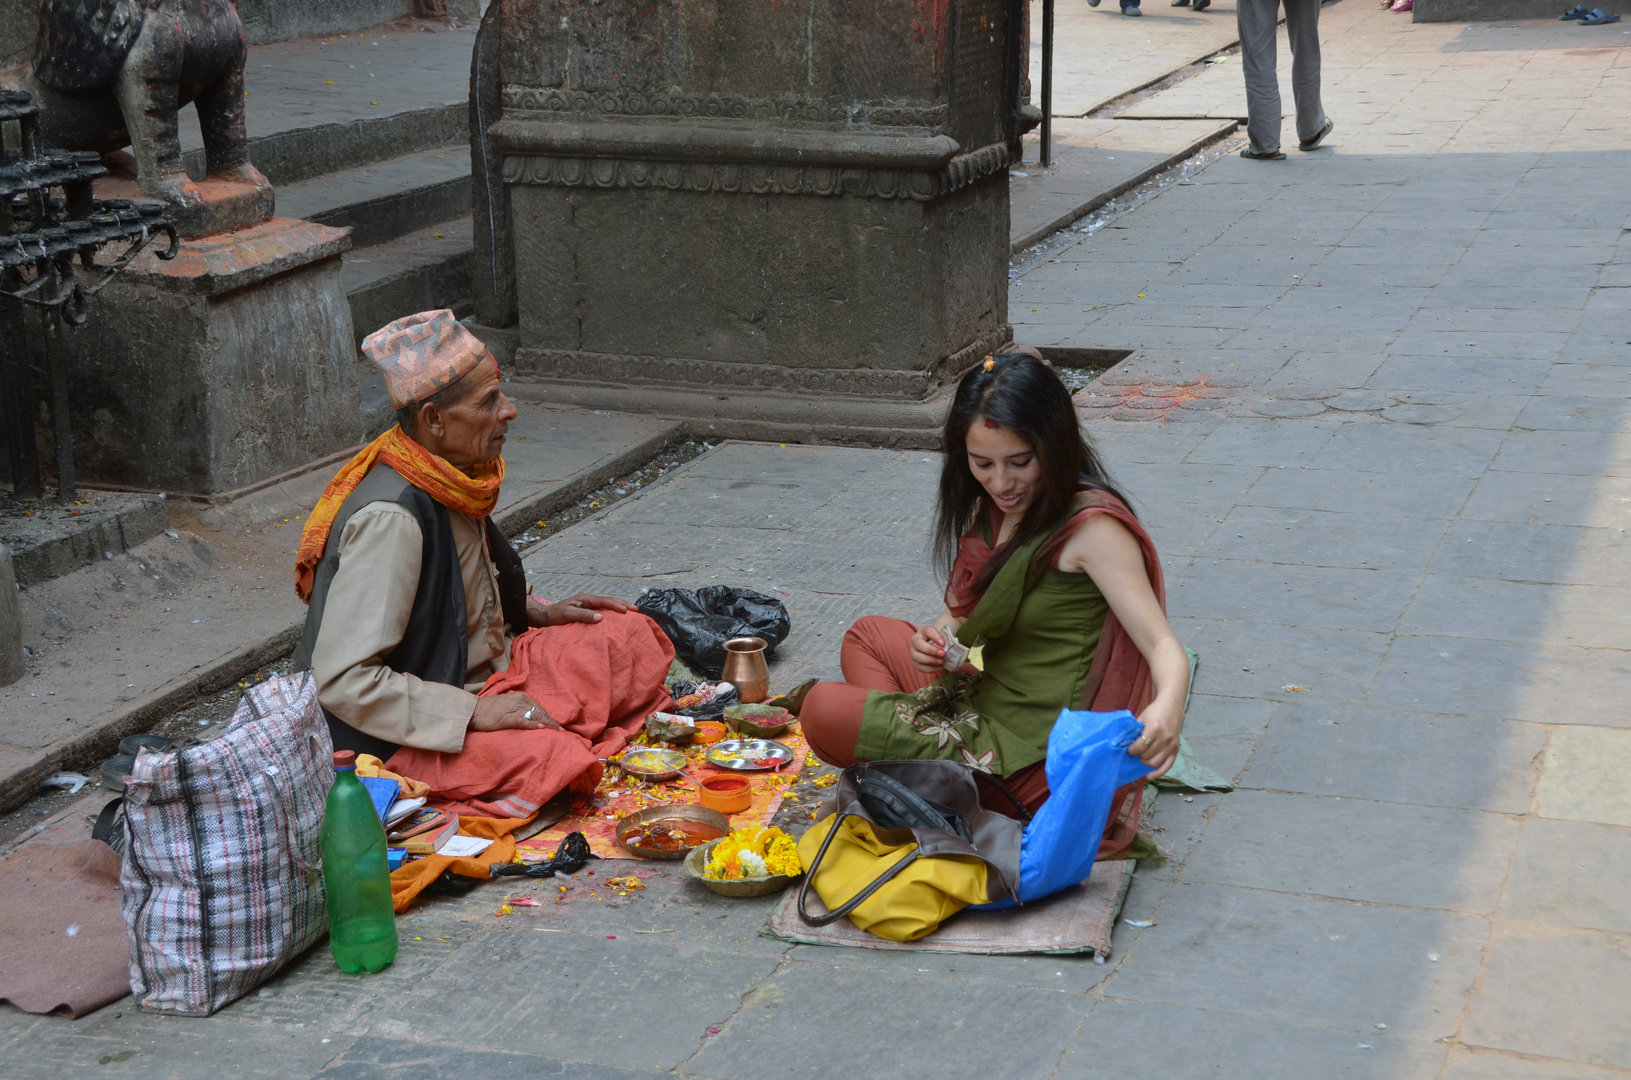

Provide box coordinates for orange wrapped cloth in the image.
[387,814,530,912]
[385,610,676,820]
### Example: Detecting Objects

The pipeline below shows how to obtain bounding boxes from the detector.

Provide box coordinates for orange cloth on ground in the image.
[384,610,676,820]
[294,425,504,601]
[387,814,531,912]
[355,754,430,800]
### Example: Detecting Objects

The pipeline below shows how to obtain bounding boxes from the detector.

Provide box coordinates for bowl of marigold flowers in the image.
[684,825,804,897]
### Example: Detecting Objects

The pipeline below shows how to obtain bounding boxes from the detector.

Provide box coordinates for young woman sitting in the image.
[798,353,1189,856]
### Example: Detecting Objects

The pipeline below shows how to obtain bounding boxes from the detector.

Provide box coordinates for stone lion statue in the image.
[2,0,271,215]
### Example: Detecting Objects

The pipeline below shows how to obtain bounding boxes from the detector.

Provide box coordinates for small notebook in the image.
[385,796,427,827]
[358,776,401,824]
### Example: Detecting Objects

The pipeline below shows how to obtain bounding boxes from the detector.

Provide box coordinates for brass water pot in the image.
[720,637,770,703]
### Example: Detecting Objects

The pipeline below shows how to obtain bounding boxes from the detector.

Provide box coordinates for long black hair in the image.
[932,352,1131,592]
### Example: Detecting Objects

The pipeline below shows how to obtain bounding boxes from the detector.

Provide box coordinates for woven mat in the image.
[765,857,1136,957]
[519,728,810,860]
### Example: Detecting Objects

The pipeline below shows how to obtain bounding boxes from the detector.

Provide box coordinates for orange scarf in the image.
[294,425,504,602]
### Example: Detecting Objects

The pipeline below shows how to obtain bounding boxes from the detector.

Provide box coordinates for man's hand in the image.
[1129,695,1184,778]
[527,592,633,628]
[469,692,559,733]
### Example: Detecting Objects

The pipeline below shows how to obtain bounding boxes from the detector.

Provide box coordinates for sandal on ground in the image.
[1299,118,1335,151]
[1195,0,1212,10]
[1580,8,1621,21]
[1240,147,1286,160]
[1560,4,1590,15]
[1390,0,1413,11]
[1172,0,1190,6]
[1121,2,1143,13]
[1088,0,1101,7]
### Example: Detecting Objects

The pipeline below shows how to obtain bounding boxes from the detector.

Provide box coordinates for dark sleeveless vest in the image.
[292,464,528,759]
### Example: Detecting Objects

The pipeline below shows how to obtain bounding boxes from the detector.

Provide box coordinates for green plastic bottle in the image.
[320,750,398,973]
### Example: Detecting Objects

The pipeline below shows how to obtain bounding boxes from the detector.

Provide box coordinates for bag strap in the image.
[91,797,124,850]
[972,771,1033,822]
[796,813,921,927]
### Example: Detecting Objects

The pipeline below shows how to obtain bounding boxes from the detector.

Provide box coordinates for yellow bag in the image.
[796,814,994,942]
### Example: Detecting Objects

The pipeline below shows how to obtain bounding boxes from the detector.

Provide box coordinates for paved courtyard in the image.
[4,2,1629,1077]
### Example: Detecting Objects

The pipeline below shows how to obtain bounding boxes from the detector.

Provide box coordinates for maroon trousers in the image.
[800,616,1052,813]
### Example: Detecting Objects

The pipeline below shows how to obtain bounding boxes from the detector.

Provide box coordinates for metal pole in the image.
[43,300,74,503]
[1041,0,1054,168]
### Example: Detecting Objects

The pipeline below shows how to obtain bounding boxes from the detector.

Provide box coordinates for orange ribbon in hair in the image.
[294,425,504,602]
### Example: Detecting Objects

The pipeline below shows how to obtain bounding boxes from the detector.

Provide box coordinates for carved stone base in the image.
[95,165,275,239]
[504,167,1011,423]
[58,218,362,495]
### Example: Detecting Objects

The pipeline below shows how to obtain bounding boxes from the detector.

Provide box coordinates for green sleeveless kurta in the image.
[853,516,1110,777]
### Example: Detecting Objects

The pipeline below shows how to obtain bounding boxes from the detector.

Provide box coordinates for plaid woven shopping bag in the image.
[120,671,333,1015]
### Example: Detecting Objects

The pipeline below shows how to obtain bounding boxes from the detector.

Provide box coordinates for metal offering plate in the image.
[706,739,794,771]
[615,803,731,860]
[617,746,688,782]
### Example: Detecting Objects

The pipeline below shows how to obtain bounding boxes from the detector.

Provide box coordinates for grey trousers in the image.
[1237,0,1327,153]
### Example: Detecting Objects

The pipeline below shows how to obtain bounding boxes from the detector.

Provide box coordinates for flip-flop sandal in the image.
[1581,8,1621,21]
[1195,0,1211,10]
[1299,118,1335,151]
[1560,4,1589,15]
[1240,147,1286,160]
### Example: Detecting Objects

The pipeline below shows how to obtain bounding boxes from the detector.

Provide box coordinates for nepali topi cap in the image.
[361,309,491,410]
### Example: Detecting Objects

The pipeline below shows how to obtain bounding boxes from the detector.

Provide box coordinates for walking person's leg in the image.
[1285,0,1333,147]
[1237,0,1285,157]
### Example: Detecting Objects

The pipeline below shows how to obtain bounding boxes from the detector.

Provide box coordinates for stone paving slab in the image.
[1011,118,1239,250]
[1027,0,1245,118]
[1063,999,1449,1079]
[1103,881,1488,1039]
[1008,3,1631,1074]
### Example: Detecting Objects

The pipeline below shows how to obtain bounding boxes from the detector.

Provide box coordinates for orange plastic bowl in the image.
[697,775,752,815]
[693,720,728,745]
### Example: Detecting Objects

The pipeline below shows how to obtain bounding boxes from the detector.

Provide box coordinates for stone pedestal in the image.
[0,547,21,687]
[474,0,1023,443]
[59,218,362,496]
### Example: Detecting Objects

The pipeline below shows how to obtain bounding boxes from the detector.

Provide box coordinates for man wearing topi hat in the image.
[292,310,676,819]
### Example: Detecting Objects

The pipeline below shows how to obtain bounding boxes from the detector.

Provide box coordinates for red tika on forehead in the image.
[983,418,1000,429]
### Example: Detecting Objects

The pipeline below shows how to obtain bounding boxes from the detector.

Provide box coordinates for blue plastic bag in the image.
[975,708,1153,909]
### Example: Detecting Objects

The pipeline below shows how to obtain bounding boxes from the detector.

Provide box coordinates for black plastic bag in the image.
[637,585,791,679]
[668,680,740,721]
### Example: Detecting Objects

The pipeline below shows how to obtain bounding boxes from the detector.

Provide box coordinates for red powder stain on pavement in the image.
[1076,376,1244,421]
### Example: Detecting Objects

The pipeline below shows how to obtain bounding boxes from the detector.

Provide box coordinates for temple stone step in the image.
[237,0,478,47]
[343,217,474,348]
[175,19,476,186]
[277,145,471,248]
[0,2,479,64]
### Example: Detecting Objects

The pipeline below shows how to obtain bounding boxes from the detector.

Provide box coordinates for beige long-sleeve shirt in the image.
[311,501,513,753]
